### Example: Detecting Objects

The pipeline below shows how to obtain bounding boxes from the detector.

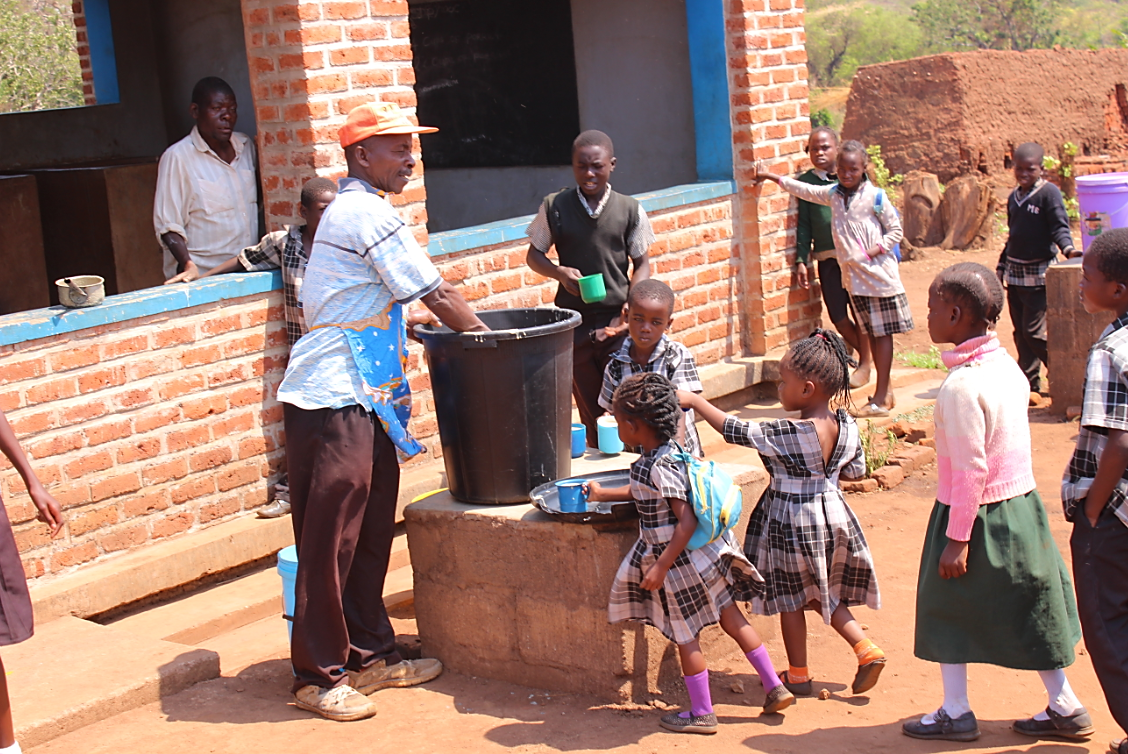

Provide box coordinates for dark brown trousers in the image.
[284,403,403,692]
[572,311,627,447]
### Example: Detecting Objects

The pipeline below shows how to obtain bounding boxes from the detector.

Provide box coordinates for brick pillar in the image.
[71,1,97,106]
[727,0,819,354]
[238,0,428,243]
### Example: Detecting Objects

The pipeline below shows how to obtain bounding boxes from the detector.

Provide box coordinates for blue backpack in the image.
[874,189,902,262]
[670,445,743,550]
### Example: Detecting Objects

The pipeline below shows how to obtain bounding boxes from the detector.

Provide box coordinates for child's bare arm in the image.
[0,410,63,536]
[526,244,582,296]
[199,256,246,278]
[677,390,730,435]
[640,497,696,590]
[1082,428,1128,524]
[584,481,632,503]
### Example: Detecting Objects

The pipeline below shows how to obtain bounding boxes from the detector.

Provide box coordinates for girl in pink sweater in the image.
[904,262,1091,744]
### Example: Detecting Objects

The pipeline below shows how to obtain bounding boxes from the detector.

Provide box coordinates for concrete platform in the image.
[5,616,219,749]
[405,454,772,704]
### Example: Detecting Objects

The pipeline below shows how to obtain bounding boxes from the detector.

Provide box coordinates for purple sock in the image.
[745,646,782,692]
[681,669,713,718]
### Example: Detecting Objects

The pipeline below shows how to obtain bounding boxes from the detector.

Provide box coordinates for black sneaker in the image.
[903,709,981,742]
[778,669,812,697]
[1111,738,1127,754]
[659,711,718,735]
[1013,707,1094,741]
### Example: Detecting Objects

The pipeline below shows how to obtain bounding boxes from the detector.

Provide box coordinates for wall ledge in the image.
[426,180,737,259]
[0,271,281,349]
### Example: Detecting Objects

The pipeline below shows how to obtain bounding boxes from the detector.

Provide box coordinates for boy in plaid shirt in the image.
[995,142,1079,393]
[201,176,337,517]
[598,280,703,455]
[1062,228,1128,754]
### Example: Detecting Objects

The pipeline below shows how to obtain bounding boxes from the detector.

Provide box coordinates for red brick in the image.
[25,378,78,406]
[239,436,270,460]
[372,44,412,62]
[113,387,156,411]
[0,357,46,386]
[180,345,222,369]
[182,394,228,421]
[201,314,243,336]
[123,489,171,518]
[369,0,407,14]
[170,477,215,505]
[347,22,388,41]
[223,333,266,357]
[51,483,91,509]
[141,458,189,486]
[85,419,131,447]
[213,412,255,438]
[190,446,233,472]
[77,365,127,394]
[200,495,242,523]
[272,3,300,22]
[14,524,53,553]
[301,25,342,45]
[50,345,100,372]
[91,472,141,502]
[218,463,261,492]
[297,3,320,21]
[167,425,211,453]
[51,542,99,570]
[151,511,194,539]
[98,522,148,553]
[330,46,370,66]
[69,504,120,536]
[65,450,113,479]
[27,432,83,460]
[116,438,161,464]
[134,406,181,433]
[9,409,56,436]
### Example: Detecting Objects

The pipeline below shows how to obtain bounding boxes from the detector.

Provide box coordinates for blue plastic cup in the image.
[555,479,588,512]
[277,545,298,641]
[570,423,586,458]
[597,415,624,454]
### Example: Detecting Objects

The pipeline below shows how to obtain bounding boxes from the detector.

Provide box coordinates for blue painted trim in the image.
[84,0,120,105]
[427,181,736,258]
[0,272,281,348]
[685,0,733,182]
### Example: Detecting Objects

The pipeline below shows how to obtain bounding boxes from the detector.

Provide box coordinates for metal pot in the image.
[56,275,106,308]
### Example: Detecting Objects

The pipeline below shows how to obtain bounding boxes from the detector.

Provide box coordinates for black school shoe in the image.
[1111,738,1128,754]
[778,669,812,697]
[902,709,981,742]
[1013,708,1095,741]
[659,711,718,735]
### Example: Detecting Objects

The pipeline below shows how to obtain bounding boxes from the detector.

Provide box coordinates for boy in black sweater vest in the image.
[526,130,654,446]
[996,142,1079,392]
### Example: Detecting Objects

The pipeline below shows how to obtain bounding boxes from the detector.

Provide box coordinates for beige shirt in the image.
[153,127,259,278]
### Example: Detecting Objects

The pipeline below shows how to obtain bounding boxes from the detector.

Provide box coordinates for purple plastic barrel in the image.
[1076,173,1128,251]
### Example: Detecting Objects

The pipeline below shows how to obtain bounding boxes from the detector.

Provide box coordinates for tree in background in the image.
[912,0,1060,51]
[806,5,924,87]
[0,0,84,114]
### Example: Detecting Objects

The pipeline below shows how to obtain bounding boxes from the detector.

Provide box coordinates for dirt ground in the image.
[30,244,1122,753]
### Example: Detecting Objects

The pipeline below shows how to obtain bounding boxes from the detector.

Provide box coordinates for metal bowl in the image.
[530,469,638,524]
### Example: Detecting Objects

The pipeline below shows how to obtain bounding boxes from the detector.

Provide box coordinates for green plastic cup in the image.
[578,273,606,304]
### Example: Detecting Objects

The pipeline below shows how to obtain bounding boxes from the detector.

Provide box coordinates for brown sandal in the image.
[852,657,886,694]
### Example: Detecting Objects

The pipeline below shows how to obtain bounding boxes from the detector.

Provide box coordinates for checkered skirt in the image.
[849,292,914,337]
[608,443,765,645]
[723,412,881,624]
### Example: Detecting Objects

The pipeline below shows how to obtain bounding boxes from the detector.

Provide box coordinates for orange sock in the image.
[787,665,810,684]
[853,638,884,665]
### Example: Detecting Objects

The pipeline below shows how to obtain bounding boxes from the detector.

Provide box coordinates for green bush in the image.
[0,0,84,114]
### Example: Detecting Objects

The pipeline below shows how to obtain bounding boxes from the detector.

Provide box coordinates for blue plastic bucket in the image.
[570,423,586,458]
[555,479,588,512]
[597,415,624,454]
[1076,173,1128,251]
[277,545,298,641]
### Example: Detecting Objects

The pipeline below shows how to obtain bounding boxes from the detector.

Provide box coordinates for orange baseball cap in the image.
[339,102,438,148]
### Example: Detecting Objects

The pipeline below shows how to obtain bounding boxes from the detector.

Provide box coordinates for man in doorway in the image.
[155,76,258,283]
[276,101,487,722]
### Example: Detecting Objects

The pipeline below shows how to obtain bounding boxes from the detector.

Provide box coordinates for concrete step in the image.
[6,616,219,749]
[195,614,289,677]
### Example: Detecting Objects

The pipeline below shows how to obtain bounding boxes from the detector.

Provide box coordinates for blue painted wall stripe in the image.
[685,0,733,182]
[84,0,120,105]
[0,272,281,349]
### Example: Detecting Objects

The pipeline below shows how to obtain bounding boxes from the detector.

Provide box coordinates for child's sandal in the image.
[762,683,795,714]
[851,657,886,694]
[778,669,812,697]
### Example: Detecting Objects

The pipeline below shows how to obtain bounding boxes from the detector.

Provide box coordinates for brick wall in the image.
[70,1,97,106]
[0,292,287,581]
[726,0,820,353]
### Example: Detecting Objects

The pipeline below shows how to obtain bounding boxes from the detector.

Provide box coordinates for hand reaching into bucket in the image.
[583,481,632,503]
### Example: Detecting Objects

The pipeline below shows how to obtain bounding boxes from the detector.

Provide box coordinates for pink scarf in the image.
[941,332,1000,370]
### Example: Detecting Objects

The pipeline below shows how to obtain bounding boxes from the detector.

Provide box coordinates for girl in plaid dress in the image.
[587,373,794,735]
[681,330,885,699]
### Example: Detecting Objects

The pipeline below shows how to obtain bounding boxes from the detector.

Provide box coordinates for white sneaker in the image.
[294,684,377,721]
[347,658,443,694]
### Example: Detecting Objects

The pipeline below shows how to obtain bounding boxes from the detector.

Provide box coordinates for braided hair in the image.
[611,372,681,443]
[934,262,1004,325]
[784,328,856,406]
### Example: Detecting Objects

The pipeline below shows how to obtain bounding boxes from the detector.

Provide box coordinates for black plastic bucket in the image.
[414,308,581,504]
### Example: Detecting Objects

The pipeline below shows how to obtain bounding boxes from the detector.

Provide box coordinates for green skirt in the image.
[914,490,1081,669]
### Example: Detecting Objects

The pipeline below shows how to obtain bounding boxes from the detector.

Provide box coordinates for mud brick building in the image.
[0,0,816,587]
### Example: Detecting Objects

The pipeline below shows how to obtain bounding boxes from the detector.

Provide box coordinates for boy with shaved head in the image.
[526,130,654,447]
[996,141,1080,392]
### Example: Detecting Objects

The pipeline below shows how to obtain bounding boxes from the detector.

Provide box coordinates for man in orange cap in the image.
[277,101,487,722]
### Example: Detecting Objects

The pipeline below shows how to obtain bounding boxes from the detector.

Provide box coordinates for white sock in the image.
[1034,669,1082,719]
[0,741,22,754]
[923,664,971,724]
